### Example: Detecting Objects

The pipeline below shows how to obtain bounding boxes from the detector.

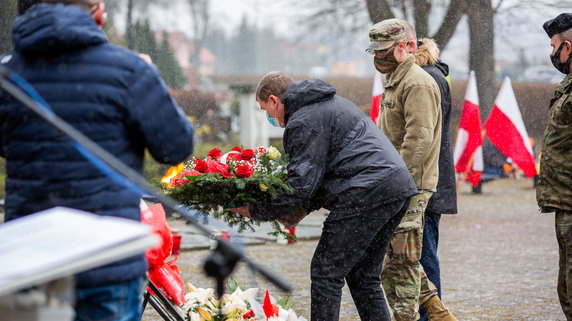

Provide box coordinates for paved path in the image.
[147,178,564,320]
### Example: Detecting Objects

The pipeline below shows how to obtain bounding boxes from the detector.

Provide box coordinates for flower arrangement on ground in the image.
[181,281,306,321]
[162,146,292,237]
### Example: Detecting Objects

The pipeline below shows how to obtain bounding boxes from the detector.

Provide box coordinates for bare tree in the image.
[298,0,492,117]
[467,0,495,119]
[188,0,210,70]
[362,0,469,66]
[305,0,570,117]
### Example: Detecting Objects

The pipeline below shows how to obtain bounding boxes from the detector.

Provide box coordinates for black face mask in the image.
[551,42,572,74]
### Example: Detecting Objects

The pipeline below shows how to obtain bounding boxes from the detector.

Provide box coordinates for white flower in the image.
[181,287,215,312]
[267,146,281,160]
[247,296,266,320]
[188,311,200,321]
[224,287,257,303]
[220,302,246,315]
[280,308,308,321]
[256,146,268,156]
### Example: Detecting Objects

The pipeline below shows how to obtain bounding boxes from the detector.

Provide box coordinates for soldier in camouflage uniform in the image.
[367,19,456,321]
[537,13,572,321]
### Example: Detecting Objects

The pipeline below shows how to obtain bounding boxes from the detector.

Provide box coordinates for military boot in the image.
[424,296,458,321]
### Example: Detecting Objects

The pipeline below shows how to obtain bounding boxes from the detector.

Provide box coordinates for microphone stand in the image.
[0,65,292,301]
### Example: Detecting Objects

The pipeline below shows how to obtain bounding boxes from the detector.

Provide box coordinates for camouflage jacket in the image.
[379,54,442,191]
[537,73,572,212]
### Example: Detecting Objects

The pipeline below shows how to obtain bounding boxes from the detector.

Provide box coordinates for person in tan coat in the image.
[367,19,455,321]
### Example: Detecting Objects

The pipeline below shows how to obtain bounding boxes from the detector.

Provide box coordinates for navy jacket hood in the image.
[12,3,107,56]
[282,79,336,124]
[435,60,450,78]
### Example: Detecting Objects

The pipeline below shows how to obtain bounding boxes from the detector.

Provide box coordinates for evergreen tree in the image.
[155,32,187,90]
[133,20,158,61]
[132,20,186,89]
[231,16,256,74]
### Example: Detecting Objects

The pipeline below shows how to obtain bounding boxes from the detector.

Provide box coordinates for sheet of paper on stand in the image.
[0,206,159,297]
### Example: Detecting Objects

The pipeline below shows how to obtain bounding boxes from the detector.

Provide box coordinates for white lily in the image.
[181,287,215,312]
[247,296,266,320]
[229,287,259,303]
[220,301,247,315]
[188,311,200,321]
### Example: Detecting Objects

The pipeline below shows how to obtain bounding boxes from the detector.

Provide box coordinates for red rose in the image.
[257,146,267,155]
[193,158,208,172]
[235,164,254,178]
[207,148,222,160]
[241,149,255,160]
[171,178,189,187]
[205,159,233,177]
[227,152,242,162]
[231,146,242,152]
[180,170,202,177]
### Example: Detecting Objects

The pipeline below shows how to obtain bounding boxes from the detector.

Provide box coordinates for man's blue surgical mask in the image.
[266,111,281,127]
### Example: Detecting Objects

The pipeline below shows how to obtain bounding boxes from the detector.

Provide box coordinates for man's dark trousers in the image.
[418,211,442,321]
[310,198,410,321]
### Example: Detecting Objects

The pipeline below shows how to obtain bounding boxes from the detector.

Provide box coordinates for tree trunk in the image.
[189,0,210,86]
[364,0,465,52]
[0,0,17,53]
[413,0,431,38]
[432,0,467,49]
[126,0,135,49]
[467,0,495,121]
[365,0,394,23]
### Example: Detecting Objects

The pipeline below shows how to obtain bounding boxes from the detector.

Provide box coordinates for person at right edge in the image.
[400,21,458,321]
[537,12,572,321]
[367,19,457,321]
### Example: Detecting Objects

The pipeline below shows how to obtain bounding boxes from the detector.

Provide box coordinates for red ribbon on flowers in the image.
[141,203,185,305]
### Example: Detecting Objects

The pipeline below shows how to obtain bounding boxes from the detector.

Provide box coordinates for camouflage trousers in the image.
[556,210,572,321]
[381,191,439,321]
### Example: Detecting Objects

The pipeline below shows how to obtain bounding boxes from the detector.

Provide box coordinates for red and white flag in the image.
[369,71,384,124]
[484,77,537,177]
[453,71,484,186]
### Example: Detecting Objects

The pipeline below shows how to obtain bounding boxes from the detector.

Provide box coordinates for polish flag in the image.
[370,71,384,124]
[484,77,537,177]
[453,71,484,186]
[465,145,484,187]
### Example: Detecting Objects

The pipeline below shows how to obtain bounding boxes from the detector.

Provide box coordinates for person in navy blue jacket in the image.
[0,1,194,320]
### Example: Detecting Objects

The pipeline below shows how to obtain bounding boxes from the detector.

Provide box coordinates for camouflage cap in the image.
[367,19,406,53]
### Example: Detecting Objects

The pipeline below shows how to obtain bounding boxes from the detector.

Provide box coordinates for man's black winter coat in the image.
[250,79,417,220]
